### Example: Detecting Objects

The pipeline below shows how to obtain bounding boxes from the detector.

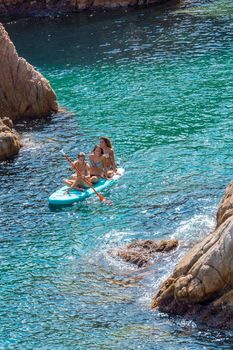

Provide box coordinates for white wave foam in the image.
[172,214,215,242]
[101,229,138,247]
[138,215,216,307]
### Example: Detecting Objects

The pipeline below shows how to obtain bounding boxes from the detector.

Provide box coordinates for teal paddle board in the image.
[48,168,124,206]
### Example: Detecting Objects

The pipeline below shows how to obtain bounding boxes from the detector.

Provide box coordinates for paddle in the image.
[60,150,111,204]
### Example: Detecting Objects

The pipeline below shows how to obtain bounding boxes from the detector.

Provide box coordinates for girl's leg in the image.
[90,176,99,183]
[65,177,82,193]
[79,178,91,188]
[63,179,73,186]
[106,170,114,179]
[70,173,77,180]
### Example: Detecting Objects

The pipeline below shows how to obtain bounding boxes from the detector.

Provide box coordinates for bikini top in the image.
[90,159,102,168]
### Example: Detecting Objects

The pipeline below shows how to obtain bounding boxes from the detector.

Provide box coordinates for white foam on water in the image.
[21,135,43,148]
[171,213,215,243]
[138,251,183,308]
[98,229,141,273]
[102,248,139,274]
[89,213,216,310]
[101,229,139,247]
[138,213,216,308]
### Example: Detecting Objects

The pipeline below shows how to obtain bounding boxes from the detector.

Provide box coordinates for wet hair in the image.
[92,145,103,155]
[78,152,85,159]
[100,136,113,149]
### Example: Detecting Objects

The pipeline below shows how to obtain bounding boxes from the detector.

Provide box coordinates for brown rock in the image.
[216,180,233,228]
[152,188,233,329]
[115,239,178,267]
[2,117,13,129]
[0,0,175,14]
[0,118,21,160]
[0,23,58,121]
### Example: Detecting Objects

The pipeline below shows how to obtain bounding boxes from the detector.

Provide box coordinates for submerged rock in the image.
[115,239,178,267]
[152,182,233,329]
[0,117,21,160]
[0,23,58,121]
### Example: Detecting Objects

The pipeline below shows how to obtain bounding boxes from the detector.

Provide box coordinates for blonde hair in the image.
[78,152,85,159]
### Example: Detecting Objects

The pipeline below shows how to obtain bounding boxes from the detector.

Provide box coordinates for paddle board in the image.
[48,168,124,206]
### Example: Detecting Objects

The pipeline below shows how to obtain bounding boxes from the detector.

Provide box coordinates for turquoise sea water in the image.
[1,0,233,348]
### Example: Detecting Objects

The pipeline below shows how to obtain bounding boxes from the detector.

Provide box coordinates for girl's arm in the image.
[85,162,91,178]
[110,149,117,172]
[68,160,78,173]
[102,156,108,178]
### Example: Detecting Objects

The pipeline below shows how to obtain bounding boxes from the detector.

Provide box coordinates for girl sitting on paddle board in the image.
[63,152,91,193]
[89,145,105,183]
[100,136,117,179]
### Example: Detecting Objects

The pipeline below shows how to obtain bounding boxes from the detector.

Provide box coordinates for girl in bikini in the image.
[89,145,105,183]
[99,136,117,179]
[63,152,91,193]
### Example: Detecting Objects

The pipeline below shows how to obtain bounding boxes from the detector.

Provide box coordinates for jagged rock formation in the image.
[0,23,58,160]
[0,23,58,121]
[152,181,233,329]
[0,0,171,15]
[0,117,21,160]
[113,239,178,267]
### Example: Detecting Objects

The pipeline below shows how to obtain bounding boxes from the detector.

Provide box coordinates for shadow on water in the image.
[2,0,232,69]
[13,110,76,131]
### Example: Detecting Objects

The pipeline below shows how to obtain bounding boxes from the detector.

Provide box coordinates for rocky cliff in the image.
[152,180,233,329]
[0,23,58,121]
[0,23,58,160]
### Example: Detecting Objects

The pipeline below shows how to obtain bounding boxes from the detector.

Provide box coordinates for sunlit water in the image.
[1,0,233,348]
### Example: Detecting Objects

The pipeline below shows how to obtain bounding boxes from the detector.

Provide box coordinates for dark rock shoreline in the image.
[0,0,175,16]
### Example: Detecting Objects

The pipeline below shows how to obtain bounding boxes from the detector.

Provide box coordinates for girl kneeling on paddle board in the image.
[63,152,91,193]
[100,137,117,179]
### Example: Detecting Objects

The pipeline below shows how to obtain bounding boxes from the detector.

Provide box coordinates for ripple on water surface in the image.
[1,1,233,348]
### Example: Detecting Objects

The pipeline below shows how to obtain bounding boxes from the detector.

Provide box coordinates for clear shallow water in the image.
[1,1,233,348]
